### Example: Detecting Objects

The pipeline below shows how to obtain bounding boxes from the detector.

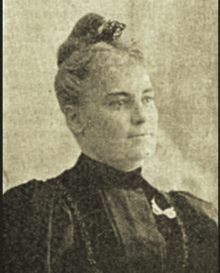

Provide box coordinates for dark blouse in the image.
[3,154,218,273]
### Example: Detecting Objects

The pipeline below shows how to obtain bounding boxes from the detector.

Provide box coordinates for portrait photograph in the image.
[3,0,218,272]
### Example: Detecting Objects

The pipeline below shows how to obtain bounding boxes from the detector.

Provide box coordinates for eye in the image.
[143,96,154,104]
[109,100,125,109]
[116,101,124,106]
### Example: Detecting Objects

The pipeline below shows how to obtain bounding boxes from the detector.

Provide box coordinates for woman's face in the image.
[79,58,158,171]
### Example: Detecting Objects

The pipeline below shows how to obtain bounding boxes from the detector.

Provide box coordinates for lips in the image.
[128,133,154,138]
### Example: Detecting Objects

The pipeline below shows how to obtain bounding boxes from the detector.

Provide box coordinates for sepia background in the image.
[3,0,218,208]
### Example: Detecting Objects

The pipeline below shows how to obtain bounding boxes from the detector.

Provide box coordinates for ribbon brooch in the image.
[151,197,177,219]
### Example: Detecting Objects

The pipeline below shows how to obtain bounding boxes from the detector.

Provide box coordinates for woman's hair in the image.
[54,13,145,112]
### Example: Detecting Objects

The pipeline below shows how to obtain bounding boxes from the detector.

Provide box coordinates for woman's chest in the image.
[49,186,185,273]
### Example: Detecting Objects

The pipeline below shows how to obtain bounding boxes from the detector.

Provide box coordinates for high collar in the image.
[62,153,170,209]
[74,153,145,190]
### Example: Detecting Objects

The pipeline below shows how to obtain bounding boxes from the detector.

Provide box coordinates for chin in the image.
[127,147,155,162]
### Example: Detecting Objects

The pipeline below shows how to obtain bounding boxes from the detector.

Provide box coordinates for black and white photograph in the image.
[3,1,218,272]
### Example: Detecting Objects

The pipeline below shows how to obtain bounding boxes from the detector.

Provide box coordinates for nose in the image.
[130,102,147,125]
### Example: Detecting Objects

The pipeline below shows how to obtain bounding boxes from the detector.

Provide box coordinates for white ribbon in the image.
[151,197,176,219]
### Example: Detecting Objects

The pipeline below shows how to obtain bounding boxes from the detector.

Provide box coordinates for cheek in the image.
[86,107,129,140]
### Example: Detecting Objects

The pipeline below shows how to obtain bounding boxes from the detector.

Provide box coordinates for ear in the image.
[63,105,84,135]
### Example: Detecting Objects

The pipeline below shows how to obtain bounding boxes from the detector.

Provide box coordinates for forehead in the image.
[107,63,151,87]
[84,50,152,95]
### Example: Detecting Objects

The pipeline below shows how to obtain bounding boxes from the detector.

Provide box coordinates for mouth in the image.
[128,133,153,138]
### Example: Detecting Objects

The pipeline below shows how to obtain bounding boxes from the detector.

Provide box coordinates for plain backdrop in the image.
[3,0,218,208]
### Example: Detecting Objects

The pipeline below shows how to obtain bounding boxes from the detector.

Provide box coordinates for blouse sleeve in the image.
[3,180,39,273]
[175,191,218,225]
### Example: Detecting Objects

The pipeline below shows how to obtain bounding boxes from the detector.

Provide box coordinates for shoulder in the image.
[3,167,79,254]
[3,179,51,211]
[3,167,79,271]
[166,190,218,225]
[3,166,79,212]
[3,179,44,217]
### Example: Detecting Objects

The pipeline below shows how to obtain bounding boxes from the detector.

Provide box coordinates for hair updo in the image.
[54,13,145,112]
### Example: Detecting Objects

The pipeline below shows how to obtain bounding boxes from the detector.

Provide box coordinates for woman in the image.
[3,13,218,273]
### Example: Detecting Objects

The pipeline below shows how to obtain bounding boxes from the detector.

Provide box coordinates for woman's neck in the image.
[81,149,144,173]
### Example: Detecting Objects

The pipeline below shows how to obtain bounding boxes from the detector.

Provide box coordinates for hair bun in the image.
[57,13,126,67]
[69,13,105,41]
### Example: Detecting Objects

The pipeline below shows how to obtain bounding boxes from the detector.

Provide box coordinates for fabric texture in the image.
[3,154,218,273]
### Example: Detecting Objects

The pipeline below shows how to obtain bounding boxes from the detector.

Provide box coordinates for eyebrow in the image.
[105,88,154,98]
[105,92,130,98]
[143,88,154,94]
